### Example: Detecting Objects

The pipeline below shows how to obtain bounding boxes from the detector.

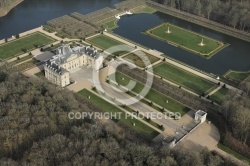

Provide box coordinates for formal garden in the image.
[87,35,134,56]
[224,70,250,83]
[110,71,190,116]
[78,89,160,139]
[123,51,160,68]
[153,62,217,95]
[209,87,230,104]
[0,32,55,60]
[145,23,228,58]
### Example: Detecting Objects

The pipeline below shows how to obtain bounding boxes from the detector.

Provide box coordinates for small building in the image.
[195,110,207,123]
[162,137,176,148]
[44,45,103,87]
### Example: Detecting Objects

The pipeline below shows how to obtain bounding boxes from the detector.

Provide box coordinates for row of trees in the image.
[160,0,250,31]
[117,64,250,159]
[117,64,218,111]
[221,77,250,157]
[0,67,237,165]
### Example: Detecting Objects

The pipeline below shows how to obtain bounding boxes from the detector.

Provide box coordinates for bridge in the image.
[115,11,133,19]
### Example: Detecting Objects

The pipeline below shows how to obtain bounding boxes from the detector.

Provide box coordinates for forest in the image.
[0,66,238,165]
[220,78,250,159]
[159,0,250,31]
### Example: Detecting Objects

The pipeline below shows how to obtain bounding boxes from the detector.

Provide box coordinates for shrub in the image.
[22,48,27,53]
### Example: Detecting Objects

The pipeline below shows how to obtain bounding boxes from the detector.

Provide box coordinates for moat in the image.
[114,12,250,75]
[1,0,250,75]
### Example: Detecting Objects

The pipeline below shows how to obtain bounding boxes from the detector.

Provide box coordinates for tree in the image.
[228,9,240,28]
[22,48,27,53]
[193,0,203,16]
[231,107,250,144]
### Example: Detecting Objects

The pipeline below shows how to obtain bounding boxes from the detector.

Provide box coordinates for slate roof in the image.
[44,59,68,75]
[44,44,102,75]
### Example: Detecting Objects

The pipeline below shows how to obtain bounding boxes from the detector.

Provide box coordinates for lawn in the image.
[110,72,190,116]
[103,18,119,30]
[146,23,227,58]
[153,62,216,95]
[134,6,157,14]
[0,32,55,60]
[9,55,33,66]
[224,70,250,83]
[87,35,133,56]
[78,89,159,139]
[210,88,229,104]
[123,51,160,68]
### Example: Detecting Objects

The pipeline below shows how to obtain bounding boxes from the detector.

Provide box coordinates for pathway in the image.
[178,122,248,166]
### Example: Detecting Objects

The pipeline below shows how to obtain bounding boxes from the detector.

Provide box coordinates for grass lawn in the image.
[210,88,229,104]
[110,72,190,116]
[218,143,250,164]
[9,55,33,66]
[153,62,216,95]
[224,70,250,83]
[146,23,227,58]
[87,35,133,56]
[134,6,157,14]
[123,51,160,68]
[103,18,119,30]
[0,32,55,60]
[78,89,159,139]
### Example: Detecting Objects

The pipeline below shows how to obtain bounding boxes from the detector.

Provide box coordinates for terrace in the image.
[153,62,217,95]
[0,32,55,60]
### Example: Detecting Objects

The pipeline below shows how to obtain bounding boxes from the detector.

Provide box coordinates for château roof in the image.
[44,44,103,75]
[44,60,68,75]
[56,45,101,63]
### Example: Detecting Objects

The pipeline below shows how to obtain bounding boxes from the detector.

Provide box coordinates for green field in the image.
[103,18,119,30]
[210,88,229,104]
[87,35,133,56]
[123,51,160,68]
[78,89,159,139]
[134,6,157,14]
[146,23,227,58]
[0,32,55,60]
[153,62,216,94]
[224,70,250,83]
[110,72,190,116]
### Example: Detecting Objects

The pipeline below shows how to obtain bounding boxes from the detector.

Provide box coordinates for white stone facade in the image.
[44,45,103,87]
[195,110,207,123]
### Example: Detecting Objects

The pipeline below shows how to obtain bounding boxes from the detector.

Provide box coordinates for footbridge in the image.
[115,11,133,19]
